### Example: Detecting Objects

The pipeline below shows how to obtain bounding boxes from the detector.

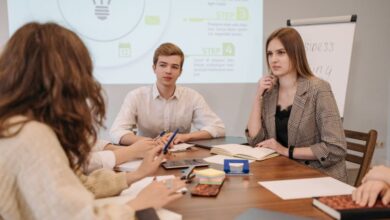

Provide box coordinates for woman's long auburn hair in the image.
[0,22,105,170]
[266,27,314,78]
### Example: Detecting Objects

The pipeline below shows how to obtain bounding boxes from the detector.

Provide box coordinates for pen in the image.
[162,128,179,154]
[153,130,166,141]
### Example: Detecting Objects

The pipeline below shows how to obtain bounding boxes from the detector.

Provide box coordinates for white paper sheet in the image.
[115,159,142,172]
[258,177,355,200]
[116,158,168,172]
[95,195,181,220]
[120,175,184,197]
[169,143,194,152]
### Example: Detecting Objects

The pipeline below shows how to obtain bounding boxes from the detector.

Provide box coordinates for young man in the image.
[110,43,225,145]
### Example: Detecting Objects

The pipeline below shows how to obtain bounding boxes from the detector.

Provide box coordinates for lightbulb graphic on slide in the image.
[92,0,112,21]
[54,0,171,67]
[58,0,145,42]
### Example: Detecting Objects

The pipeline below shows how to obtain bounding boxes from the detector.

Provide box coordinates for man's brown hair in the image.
[153,42,185,69]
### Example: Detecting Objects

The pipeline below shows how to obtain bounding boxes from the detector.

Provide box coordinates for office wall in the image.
[1,0,389,164]
[0,0,8,49]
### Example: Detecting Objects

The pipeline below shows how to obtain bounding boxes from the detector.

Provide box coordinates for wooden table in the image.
[157,147,332,220]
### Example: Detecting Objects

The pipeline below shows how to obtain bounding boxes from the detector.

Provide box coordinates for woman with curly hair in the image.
[0,22,184,219]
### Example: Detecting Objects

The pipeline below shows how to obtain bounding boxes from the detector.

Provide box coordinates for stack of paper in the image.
[195,168,225,185]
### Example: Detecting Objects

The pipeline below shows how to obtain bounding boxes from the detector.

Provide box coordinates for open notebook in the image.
[189,136,247,149]
[210,144,278,161]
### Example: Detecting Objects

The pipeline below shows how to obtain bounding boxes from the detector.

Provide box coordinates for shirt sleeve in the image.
[191,91,225,138]
[85,151,116,174]
[16,121,134,220]
[110,91,138,144]
[78,169,129,199]
[245,98,268,146]
[245,127,266,147]
[93,139,110,151]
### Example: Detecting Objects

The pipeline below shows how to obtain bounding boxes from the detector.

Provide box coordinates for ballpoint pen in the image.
[153,130,166,141]
[162,128,179,154]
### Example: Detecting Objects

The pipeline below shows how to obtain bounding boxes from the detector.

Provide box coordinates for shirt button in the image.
[304,161,310,165]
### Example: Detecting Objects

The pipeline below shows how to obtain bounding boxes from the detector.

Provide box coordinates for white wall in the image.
[1,0,389,164]
[0,0,8,49]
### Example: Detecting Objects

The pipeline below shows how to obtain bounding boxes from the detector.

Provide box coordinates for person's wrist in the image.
[182,133,191,142]
[130,147,145,160]
[385,176,390,185]
[256,91,264,100]
[128,199,147,211]
[127,171,144,185]
[288,145,295,159]
[282,147,289,157]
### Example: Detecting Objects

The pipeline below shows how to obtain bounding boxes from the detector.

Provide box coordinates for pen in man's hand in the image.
[153,130,166,141]
[163,129,179,154]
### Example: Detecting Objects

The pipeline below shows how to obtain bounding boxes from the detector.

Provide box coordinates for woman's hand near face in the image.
[256,75,277,97]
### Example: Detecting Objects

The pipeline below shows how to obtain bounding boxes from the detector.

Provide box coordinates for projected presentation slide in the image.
[7,0,263,84]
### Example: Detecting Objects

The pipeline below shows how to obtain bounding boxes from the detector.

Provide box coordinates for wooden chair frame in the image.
[345,129,377,186]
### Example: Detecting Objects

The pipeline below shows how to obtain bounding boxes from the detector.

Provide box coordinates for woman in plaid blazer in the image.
[246,27,347,182]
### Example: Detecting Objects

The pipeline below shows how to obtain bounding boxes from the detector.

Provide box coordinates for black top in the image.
[275,105,292,148]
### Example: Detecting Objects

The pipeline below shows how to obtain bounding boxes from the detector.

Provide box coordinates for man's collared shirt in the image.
[110,84,225,144]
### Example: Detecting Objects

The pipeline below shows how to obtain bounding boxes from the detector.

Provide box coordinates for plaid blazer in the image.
[247,77,347,181]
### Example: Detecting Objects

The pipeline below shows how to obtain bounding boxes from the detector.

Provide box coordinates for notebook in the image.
[210,144,278,161]
[312,194,390,220]
[188,136,248,149]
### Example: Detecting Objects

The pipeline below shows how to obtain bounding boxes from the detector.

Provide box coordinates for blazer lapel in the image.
[265,85,278,139]
[288,77,310,146]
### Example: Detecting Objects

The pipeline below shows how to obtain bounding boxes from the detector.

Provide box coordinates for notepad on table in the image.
[95,175,185,220]
[120,175,187,197]
[169,143,194,152]
[210,144,278,161]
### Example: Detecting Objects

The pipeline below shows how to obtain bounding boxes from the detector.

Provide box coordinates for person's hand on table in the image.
[128,177,185,210]
[256,138,288,156]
